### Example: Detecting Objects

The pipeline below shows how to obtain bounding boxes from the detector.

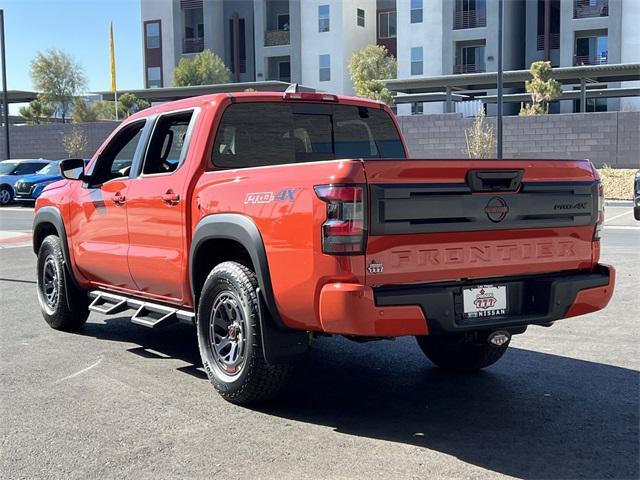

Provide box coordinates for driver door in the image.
[69,120,148,290]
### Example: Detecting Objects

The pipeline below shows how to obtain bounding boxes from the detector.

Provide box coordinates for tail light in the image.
[283,91,339,102]
[314,184,366,255]
[594,181,604,240]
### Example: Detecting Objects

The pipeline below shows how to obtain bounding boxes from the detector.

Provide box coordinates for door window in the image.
[142,111,194,175]
[89,122,145,185]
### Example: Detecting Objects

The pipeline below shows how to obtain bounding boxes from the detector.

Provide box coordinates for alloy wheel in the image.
[209,291,247,376]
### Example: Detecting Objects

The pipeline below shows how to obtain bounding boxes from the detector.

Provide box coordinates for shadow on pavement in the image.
[79,318,639,479]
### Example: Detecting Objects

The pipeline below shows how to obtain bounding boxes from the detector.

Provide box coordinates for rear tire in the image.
[36,235,89,331]
[197,261,291,404]
[634,206,640,221]
[416,334,509,372]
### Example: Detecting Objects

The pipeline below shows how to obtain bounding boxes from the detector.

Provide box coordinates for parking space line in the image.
[605,210,633,223]
[53,358,103,385]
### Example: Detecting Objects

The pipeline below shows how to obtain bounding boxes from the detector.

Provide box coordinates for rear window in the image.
[212,102,405,168]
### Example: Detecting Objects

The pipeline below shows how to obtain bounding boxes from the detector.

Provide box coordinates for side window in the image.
[213,103,294,168]
[14,162,46,175]
[211,103,406,169]
[90,122,145,185]
[142,111,194,175]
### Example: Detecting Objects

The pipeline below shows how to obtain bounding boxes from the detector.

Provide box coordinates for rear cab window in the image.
[212,102,405,169]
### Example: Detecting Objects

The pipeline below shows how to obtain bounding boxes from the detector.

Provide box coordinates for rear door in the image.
[126,109,198,302]
[363,159,599,286]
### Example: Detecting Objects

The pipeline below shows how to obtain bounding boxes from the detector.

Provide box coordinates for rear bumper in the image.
[318,264,614,336]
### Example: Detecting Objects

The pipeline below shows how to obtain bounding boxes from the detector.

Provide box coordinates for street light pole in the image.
[0,9,10,160]
[496,0,504,159]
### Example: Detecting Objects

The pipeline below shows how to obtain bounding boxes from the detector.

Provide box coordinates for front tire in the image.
[416,334,509,372]
[36,235,89,331]
[0,185,12,205]
[197,261,291,404]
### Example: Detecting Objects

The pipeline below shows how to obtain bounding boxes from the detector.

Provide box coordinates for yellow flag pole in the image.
[109,21,118,121]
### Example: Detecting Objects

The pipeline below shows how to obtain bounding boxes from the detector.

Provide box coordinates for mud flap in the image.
[256,288,310,365]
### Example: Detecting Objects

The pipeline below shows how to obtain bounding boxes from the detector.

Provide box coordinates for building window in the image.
[411,102,423,115]
[575,33,608,65]
[279,61,291,82]
[536,0,560,51]
[378,11,397,39]
[319,54,331,81]
[182,4,204,53]
[229,18,247,75]
[574,0,608,19]
[410,0,423,23]
[147,67,162,88]
[319,5,330,32]
[454,0,487,29]
[455,44,486,73]
[574,97,607,112]
[410,47,423,75]
[357,8,365,27]
[145,21,160,49]
[278,13,290,30]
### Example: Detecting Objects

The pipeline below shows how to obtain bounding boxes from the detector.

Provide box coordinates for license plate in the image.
[462,285,507,318]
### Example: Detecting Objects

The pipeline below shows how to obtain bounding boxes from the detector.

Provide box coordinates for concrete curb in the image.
[605,200,633,206]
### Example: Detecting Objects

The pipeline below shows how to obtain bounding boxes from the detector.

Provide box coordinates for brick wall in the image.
[397,111,640,168]
[0,122,119,160]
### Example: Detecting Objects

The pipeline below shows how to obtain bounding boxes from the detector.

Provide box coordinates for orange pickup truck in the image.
[33,90,614,404]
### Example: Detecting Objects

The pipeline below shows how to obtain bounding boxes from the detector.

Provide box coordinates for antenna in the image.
[284,83,300,94]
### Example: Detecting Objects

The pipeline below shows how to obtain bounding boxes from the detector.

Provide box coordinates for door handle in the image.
[162,190,180,205]
[112,192,126,206]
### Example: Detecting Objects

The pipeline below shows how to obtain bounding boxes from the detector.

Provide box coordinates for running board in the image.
[88,290,195,328]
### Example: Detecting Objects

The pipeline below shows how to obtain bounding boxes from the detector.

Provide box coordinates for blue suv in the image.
[0,159,52,205]
[14,160,63,202]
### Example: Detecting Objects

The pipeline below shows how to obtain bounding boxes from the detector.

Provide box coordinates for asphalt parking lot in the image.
[1,205,638,479]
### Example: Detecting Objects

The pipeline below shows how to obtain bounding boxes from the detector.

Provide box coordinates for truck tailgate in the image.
[363,159,599,286]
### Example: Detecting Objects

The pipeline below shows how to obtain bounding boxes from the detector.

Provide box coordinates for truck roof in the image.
[127,91,389,122]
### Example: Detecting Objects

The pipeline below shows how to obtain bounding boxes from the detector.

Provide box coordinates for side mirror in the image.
[59,158,86,181]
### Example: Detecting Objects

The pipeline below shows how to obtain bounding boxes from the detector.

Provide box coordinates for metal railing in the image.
[265,30,290,47]
[454,63,486,74]
[183,37,204,54]
[574,0,608,18]
[453,10,487,29]
[574,54,608,66]
[536,33,560,51]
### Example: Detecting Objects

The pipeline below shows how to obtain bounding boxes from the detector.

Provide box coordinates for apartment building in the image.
[141,0,638,112]
[141,0,256,88]
[393,0,526,115]
[525,0,639,112]
[141,0,376,95]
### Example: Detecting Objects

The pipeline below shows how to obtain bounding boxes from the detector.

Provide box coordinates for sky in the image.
[2,0,143,93]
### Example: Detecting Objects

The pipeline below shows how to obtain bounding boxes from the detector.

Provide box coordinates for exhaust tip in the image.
[488,330,511,347]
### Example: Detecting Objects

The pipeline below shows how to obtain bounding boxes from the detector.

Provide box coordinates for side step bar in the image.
[88,291,195,329]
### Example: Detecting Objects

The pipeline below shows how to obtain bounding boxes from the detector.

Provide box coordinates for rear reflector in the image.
[315,184,366,255]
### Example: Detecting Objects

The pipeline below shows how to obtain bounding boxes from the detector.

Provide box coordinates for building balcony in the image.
[453,10,487,29]
[574,0,608,18]
[454,64,485,74]
[183,37,204,54]
[265,30,290,47]
[574,54,608,66]
[536,33,561,51]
